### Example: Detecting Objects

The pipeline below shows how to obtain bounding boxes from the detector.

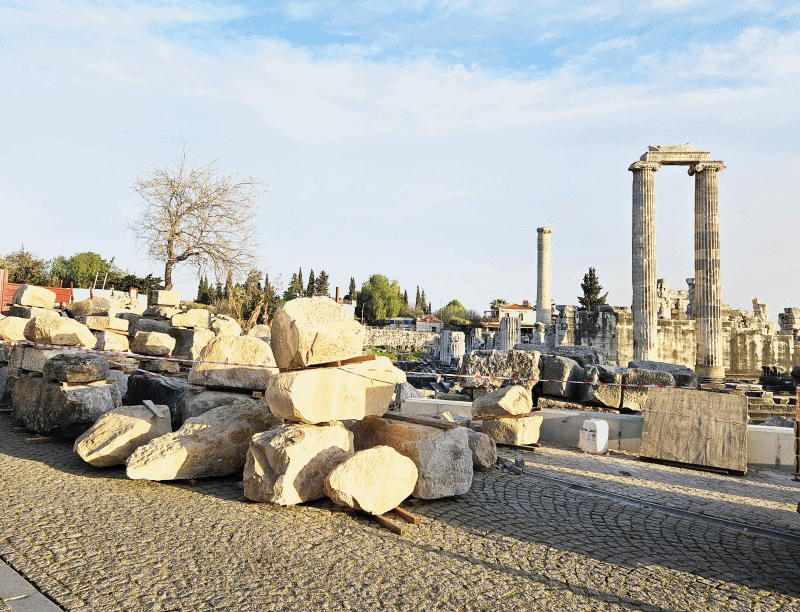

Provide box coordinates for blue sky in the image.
[2,0,799,320]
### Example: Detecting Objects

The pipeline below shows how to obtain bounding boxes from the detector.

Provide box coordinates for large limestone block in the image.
[180,389,259,422]
[93,330,130,352]
[143,306,180,319]
[0,316,29,342]
[188,335,277,390]
[74,404,171,467]
[627,360,698,388]
[460,349,540,390]
[580,364,623,409]
[24,316,97,348]
[171,309,211,329]
[542,355,585,400]
[324,446,418,515]
[246,324,271,342]
[620,369,676,412]
[482,415,543,446]
[126,402,274,481]
[467,429,496,469]
[107,369,129,398]
[351,417,472,499]
[20,348,70,373]
[211,315,242,337]
[267,356,405,424]
[12,285,56,308]
[471,385,531,418]
[12,375,122,437]
[132,318,172,335]
[244,422,353,505]
[43,352,109,383]
[169,327,215,361]
[150,290,181,307]
[271,297,365,369]
[125,375,191,428]
[131,331,175,356]
[8,305,58,319]
[85,315,129,333]
[69,298,108,318]
[544,346,606,368]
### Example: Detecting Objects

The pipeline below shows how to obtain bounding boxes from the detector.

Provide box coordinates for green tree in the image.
[578,267,608,311]
[436,299,467,326]
[196,276,208,304]
[490,298,508,312]
[262,272,284,323]
[420,289,427,314]
[283,272,300,301]
[315,270,329,296]
[306,269,316,297]
[298,268,303,294]
[415,286,421,310]
[360,274,403,324]
[347,277,356,300]
[0,247,52,285]
[403,289,409,306]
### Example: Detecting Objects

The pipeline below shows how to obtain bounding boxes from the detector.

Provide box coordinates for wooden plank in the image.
[373,514,404,535]
[142,400,168,418]
[498,442,540,451]
[639,388,748,474]
[382,412,458,430]
[24,436,63,444]
[252,391,263,399]
[392,507,420,524]
[472,412,542,422]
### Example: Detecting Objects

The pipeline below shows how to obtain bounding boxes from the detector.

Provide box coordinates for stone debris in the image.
[271,297,365,369]
[24,316,97,348]
[12,285,56,308]
[266,356,406,424]
[132,318,172,335]
[0,316,29,342]
[351,416,473,499]
[324,446,418,515]
[211,315,242,337]
[188,335,276,390]
[471,385,532,419]
[466,429,497,469]
[42,352,109,383]
[130,331,176,357]
[150,290,181,308]
[171,308,211,329]
[74,404,171,467]
[126,401,273,481]
[482,414,543,446]
[243,422,353,506]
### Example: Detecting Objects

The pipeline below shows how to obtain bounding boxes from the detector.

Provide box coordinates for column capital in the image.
[628,161,662,172]
[688,161,726,176]
[537,227,552,235]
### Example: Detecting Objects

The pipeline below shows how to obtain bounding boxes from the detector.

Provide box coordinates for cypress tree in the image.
[348,277,356,300]
[306,269,316,297]
[403,289,408,306]
[415,286,420,310]
[297,268,303,294]
[315,270,330,296]
[578,267,608,311]
[420,289,426,313]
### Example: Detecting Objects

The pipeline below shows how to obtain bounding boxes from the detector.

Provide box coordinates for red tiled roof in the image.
[417,315,442,323]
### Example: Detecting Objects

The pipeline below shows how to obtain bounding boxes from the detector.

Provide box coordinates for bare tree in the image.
[129,146,265,290]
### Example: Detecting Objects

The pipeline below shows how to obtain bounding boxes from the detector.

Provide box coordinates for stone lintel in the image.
[640,151,711,165]
[688,161,726,175]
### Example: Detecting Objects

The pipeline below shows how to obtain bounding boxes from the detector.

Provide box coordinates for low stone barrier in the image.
[364,329,437,352]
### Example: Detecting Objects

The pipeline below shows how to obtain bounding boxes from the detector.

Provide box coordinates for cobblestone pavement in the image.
[1,413,799,612]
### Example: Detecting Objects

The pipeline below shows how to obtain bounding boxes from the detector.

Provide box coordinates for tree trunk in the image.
[164,261,174,291]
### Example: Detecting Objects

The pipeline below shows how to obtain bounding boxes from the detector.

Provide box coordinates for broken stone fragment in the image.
[460,349,541,391]
[142,306,180,319]
[581,364,623,409]
[43,352,110,383]
[467,429,497,469]
[266,356,405,424]
[149,290,181,307]
[270,297,365,369]
[627,360,698,388]
[179,389,260,422]
[139,358,180,374]
[12,284,56,308]
[74,404,171,467]
[126,401,274,481]
[11,375,122,437]
[620,369,676,412]
[541,355,585,400]
[482,415,543,446]
[168,327,215,361]
[210,315,242,337]
[92,330,130,353]
[9,305,58,319]
[471,385,531,419]
[0,316,29,342]
[130,331,176,357]
[245,324,270,342]
[85,315,129,334]
[351,416,472,499]
[132,318,172,335]
[24,316,97,348]
[187,335,277,390]
[171,308,211,329]
[244,421,353,506]
[19,347,70,373]
[125,375,191,428]
[324,446,418,515]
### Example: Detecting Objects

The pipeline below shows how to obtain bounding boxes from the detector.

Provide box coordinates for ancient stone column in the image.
[629,161,661,361]
[689,162,726,383]
[536,228,552,324]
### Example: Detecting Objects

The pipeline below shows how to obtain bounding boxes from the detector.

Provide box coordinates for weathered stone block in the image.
[9,305,57,319]
[85,315,129,333]
[168,327,215,361]
[143,306,180,319]
[581,364,623,409]
[246,324,270,342]
[93,330,130,352]
[171,309,211,329]
[126,402,274,481]
[132,318,172,335]
[131,331,175,357]
[620,369,676,412]
[543,346,606,368]
[74,404,171,467]
[20,348,70,373]
[180,389,259,422]
[139,359,180,374]
[471,385,532,418]
[467,429,497,469]
[460,349,540,390]
[244,422,353,506]
[150,290,181,307]
[125,375,191,428]
[188,335,276,390]
[0,316,29,341]
[351,417,472,499]
[267,357,405,424]
[107,369,129,398]
[627,360,698,388]
[24,316,97,348]
[12,285,56,308]
[271,297,364,369]
[542,355,585,400]
[211,315,242,337]
[482,415,543,445]
[324,446,418,515]
[43,352,109,383]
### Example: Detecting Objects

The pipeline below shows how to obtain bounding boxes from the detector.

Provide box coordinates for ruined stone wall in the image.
[657,320,695,367]
[364,329,438,352]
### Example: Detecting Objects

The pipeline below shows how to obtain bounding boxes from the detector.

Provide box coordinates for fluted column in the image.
[689,161,726,383]
[629,161,661,360]
[536,227,552,324]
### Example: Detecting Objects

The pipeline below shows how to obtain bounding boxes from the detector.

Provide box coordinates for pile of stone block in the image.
[470,385,541,446]
[7,284,60,319]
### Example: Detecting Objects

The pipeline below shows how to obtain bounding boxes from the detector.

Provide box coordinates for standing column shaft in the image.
[536,227,552,324]
[629,161,661,360]
[690,162,726,383]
